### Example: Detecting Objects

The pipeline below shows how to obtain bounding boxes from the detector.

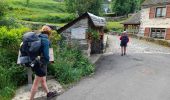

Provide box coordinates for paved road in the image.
[57,35,170,100]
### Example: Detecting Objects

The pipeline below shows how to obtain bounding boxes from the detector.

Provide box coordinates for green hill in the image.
[7,0,75,26]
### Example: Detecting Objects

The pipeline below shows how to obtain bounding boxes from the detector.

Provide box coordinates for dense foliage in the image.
[0,27,30,100]
[49,43,94,84]
[0,26,94,99]
[112,0,145,16]
[65,0,103,15]
[0,0,147,99]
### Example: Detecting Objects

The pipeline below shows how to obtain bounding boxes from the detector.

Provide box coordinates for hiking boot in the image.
[47,91,59,99]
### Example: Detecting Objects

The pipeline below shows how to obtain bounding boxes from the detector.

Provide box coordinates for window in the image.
[155,7,166,17]
[151,28,165,39]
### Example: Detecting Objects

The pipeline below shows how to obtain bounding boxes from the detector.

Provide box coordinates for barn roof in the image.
[142,0,170,6]
[122,12,140,25]
[57,12,106,33]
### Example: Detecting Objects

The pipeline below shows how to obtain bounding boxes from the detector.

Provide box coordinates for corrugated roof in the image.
[122,12,140,25]
[142,0,170,6]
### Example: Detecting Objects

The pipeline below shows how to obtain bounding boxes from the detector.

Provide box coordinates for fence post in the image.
[27,67,33,90]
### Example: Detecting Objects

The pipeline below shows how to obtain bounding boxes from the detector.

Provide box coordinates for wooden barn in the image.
[57,12,106,56]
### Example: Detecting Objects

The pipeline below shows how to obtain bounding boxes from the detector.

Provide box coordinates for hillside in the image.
[7,0,76,26]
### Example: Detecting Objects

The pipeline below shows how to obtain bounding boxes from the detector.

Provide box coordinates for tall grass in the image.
[49,43,94,84]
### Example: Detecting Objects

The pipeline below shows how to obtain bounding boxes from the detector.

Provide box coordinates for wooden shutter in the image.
[144,27,150,37]
[149,7,155,19]
[166,5,170,18]
[165,28,170,40]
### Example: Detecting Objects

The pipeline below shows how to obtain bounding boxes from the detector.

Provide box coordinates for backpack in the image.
[121,36,129,44]
[19,32,42,67]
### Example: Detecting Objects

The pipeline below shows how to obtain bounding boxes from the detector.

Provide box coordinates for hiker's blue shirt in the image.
[39,34,50,64]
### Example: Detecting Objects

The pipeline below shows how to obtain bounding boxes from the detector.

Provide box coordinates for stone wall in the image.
[61,18,90,55]
[62,18,88,40]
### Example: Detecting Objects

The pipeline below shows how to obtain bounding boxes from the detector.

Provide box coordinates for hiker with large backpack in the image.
[120,31,129,56]
[20,25,58,100]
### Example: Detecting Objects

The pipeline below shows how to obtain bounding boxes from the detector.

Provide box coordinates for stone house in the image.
[139,0,170,40]
[122,12,140,34]
[57,12,106,56]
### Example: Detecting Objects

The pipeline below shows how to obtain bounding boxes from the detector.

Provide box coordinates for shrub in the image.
[0,49,27,99]
[50,30,61,45]
[0,17,22,28]
[49,42,94,84]
[0,27,30,99]
[0,26,30,51]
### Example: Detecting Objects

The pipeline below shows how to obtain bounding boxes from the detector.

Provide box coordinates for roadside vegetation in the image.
[0,25,94,100]
[0,0,146,99]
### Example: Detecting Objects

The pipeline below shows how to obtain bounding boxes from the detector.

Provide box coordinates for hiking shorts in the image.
[120,42,127,47]
[31,63,47,77]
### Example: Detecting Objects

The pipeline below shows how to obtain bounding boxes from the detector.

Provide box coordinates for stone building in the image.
[139,0,170,40]
[57,12,106,56]
[122,12,140,34]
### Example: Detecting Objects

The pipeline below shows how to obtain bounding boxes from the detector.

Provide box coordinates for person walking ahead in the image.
[120,31,129,56]
[30,26,58,100]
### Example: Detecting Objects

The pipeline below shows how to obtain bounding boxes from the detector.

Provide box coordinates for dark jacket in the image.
[39,33,50,64]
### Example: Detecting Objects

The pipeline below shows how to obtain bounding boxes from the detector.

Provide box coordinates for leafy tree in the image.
[112,0,145,16]
[65,0,103,15]
[112,0,130,16]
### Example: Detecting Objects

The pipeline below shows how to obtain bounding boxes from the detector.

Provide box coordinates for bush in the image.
[0,49,27,100]
[49,42,94,84]
[0,17,22,28]
[0,27,30,99]
[0,26,30,51]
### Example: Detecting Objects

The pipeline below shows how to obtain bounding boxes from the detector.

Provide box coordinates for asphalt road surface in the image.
[57,35,170,100]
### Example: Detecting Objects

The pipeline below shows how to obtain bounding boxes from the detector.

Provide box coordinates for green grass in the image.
[106,20,125,32]
[107,21,123,30]
[7,0,75,24]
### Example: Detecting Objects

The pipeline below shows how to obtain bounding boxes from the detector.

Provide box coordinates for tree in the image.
[65,0,103,15]
[112,0,130,16]
[112,0,142,16]
[0,0,8,19]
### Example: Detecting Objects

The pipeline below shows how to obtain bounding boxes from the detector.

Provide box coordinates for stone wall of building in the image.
[139,6,170,36]
[62,18,88,41]
[61,18,90,55]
